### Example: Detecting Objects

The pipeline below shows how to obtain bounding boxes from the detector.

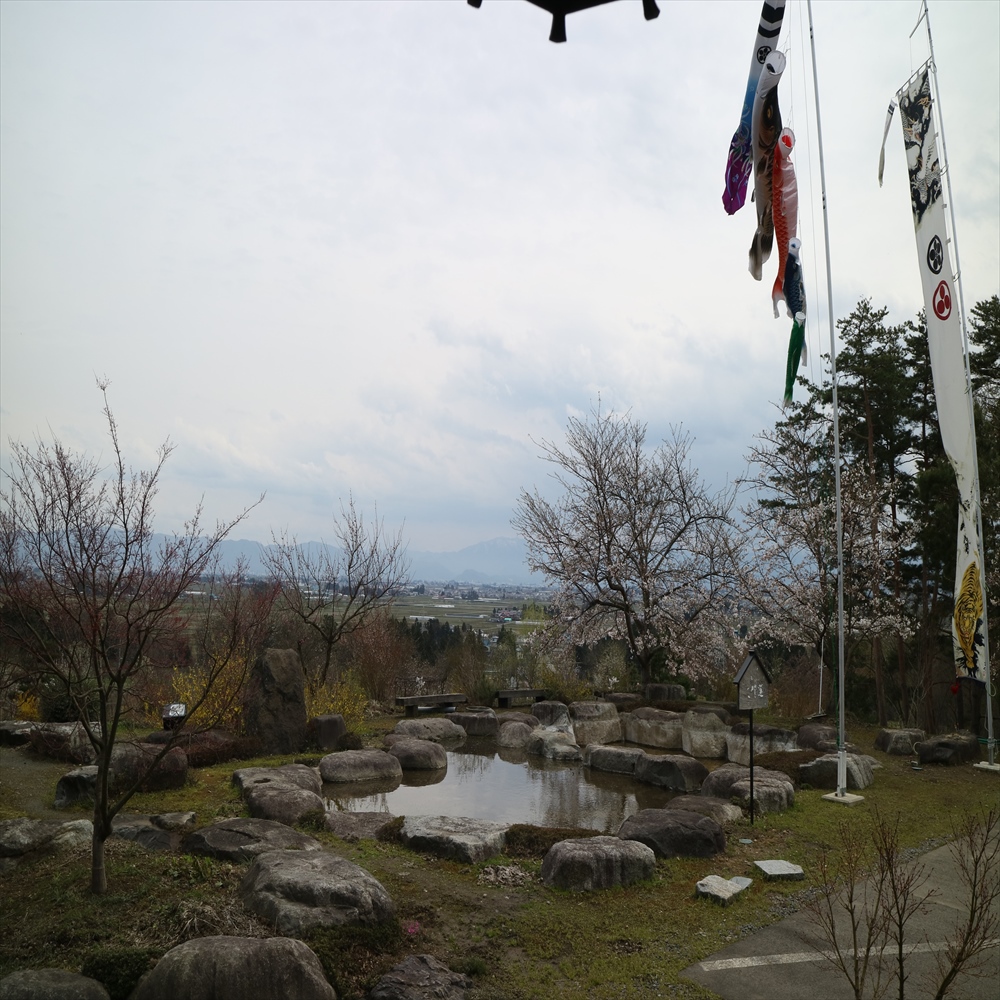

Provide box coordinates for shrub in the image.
[81,947,158,1000]
[307,670,367,732]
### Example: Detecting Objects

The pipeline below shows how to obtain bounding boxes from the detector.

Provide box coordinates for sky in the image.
[2,0,998,553]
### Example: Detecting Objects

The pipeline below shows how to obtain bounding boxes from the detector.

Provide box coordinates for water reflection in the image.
[325,738,675,833]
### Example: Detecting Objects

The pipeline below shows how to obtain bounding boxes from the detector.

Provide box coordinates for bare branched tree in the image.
[0,384,271,893]
[512,407,738,686]
[262,497,409,695]
[929,805,1000,999]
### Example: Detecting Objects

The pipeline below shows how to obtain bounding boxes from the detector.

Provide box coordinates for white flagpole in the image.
[806,0,854,802]
[917,0,996,770]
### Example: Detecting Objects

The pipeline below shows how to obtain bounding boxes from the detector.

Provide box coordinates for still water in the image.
[323,738,679,833]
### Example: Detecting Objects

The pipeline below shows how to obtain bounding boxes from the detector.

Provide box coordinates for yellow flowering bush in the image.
[171,647,250,734]
[306,670,367,733]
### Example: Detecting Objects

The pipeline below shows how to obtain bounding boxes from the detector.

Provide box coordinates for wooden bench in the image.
[395,693,469,717]
[494,689,549,709]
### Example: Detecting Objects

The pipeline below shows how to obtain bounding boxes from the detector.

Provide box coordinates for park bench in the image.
[395,693,469,716]
[494,688,549,709]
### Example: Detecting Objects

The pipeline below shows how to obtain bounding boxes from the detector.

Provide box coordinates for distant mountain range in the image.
[211,535,542,585]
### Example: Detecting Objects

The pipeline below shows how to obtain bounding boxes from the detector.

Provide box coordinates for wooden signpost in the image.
[734,651,772,824]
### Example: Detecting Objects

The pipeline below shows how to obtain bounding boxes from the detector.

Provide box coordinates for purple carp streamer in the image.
[748,50,785,281]
[722,0,786,216]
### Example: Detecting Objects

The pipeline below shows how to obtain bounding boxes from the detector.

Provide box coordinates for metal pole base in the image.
[822,791,865,806]
[972,761,1000,773]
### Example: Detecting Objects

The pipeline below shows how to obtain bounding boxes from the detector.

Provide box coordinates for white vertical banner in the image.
[898,68,985,682]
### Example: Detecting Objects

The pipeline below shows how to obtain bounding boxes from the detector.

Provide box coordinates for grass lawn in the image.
[1,719,997,999]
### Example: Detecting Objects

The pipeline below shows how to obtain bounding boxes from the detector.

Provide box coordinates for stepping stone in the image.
[754,859,804,880]
[695,874,752,905]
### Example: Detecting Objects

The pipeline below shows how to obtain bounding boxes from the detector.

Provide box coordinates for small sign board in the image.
[734,651,771,710]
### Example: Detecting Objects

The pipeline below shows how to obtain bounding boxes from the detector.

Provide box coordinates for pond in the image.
[323,738,684,833]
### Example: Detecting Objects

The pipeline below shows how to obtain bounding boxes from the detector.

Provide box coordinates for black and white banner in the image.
[898,68,985,682]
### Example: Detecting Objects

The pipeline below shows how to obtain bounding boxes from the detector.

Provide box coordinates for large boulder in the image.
[130,936,336,1000]
[400,816,508,864]
[241,648,308,755]
[701,763,795,815]
[568,702,621,747]
[918,732,980,766]
[799,753,874,790]
[874,728,924,755]
[232,764,323,797]
[496,712,539,729]
[525,728,582,761]
[450,708,499,737]
[618,808,726,858]
[681,710,731,758]
[54,766,99,808]
[541,836,655,891]
[245,783,327,826]
[497,721,534,748]
[109,743,188,793]
[0,721,34,747]
[797,722,838,750]
[142,728,242,766]
[182,818,323,862]
[311,714,347,750]
[621,708,684,749]
[320,750,403,784]
[392,718,467,745]
[645,683,687,703]
[666,795,743,826]
[0,818,92,870]
[386,738,448,771]
[0,969,110,999]
[26,722,99,763]
[726,723,798,766]
[584,745,645,775]
[530,701,571,729]
[240,850,395,935]
[369,955,472,1000]
[633,753,708,792]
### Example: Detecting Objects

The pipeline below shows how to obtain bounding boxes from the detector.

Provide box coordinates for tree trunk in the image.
[873,635,887,727]
[91,823,107,894]
[896,635,909,725]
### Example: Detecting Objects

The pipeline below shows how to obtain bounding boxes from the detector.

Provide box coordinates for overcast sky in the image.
[2,0,997,552]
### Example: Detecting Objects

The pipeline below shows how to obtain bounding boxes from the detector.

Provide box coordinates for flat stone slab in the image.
[232,764,322,797]
[324,811,397,842]
[400,816,508,863]
[182,818,322,862]
[695,874,753,905]
[754,859,804,880]
[111,812,197,851]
